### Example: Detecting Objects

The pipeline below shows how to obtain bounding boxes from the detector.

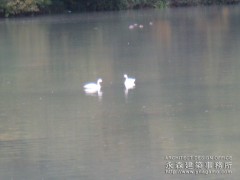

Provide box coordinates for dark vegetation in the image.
[0,0,239,17]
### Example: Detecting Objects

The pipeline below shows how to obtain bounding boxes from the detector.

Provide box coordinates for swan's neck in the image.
[97,82,101,89]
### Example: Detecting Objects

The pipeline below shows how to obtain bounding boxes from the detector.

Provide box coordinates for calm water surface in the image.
[0,5,240,180]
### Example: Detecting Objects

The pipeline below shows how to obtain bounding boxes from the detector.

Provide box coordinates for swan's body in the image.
[84,79,102,93]
[124,74,135,89]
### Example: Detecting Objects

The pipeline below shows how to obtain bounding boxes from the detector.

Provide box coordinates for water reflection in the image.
[0,5,240,180]
[124,86,135,103]
[84,89,103,101]
[124,87,134,97]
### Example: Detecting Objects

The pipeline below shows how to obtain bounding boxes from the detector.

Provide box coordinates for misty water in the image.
[0,5,240,180]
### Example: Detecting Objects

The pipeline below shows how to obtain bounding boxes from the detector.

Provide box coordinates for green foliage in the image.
[0,0,51,17]
[0,0,239,17]
[126,0,167,8]
[149,0,168,8]
[37,0,52,8]
[168,0,240,6]
[85,0,128,11]
[5,0,38,16]
[200,0,240,4]
[0,0,169,16]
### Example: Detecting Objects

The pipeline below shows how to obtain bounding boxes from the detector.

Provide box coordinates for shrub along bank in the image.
[0,0,239,17]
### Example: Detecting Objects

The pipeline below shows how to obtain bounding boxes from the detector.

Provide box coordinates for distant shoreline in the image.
[0,0,239,18]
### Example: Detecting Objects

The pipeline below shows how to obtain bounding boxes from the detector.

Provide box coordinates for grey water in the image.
[0,5,240,180]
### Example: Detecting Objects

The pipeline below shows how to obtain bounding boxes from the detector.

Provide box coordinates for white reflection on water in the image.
[84,89,103,101]
[124,86,135,100]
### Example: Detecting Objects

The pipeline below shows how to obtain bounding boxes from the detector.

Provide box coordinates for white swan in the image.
[84,79,102,93]
[124,74,135,89]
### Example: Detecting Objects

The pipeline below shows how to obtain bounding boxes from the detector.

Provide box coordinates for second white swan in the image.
[124,74,135,89]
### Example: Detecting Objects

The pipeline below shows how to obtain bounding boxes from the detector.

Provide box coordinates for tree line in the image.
[0,0,239,17]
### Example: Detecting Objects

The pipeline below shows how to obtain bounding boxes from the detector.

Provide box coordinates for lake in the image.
[0,5,240,180]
